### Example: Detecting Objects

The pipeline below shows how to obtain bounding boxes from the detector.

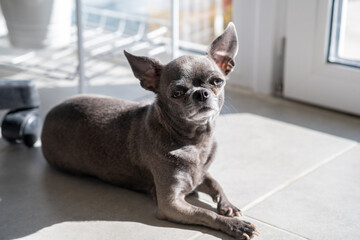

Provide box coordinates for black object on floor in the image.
[0,79,41,147]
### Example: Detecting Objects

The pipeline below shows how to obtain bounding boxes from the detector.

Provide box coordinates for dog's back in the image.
[41,94,154,192]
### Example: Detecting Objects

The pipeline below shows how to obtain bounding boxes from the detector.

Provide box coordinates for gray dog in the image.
[41,23,259,240]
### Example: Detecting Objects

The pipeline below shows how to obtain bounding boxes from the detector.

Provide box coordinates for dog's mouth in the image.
[187,106,218,121]
[198,106,214,113]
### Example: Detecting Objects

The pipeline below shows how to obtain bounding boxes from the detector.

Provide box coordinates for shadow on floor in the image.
[0,145,231,240]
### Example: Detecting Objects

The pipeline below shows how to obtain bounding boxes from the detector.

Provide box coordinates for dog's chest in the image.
[169,142,212,165]
[169,143,213,192]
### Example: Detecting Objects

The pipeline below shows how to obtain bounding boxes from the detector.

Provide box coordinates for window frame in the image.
[327,0,360,68]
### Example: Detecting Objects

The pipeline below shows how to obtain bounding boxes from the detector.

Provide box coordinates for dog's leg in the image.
[196,173,243,217]
[156,191,257,240]
[155,174,259,239]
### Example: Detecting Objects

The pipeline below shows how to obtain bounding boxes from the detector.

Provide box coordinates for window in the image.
[328,0,360,68]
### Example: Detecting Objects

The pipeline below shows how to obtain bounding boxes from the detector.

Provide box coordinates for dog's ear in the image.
[124,50,163,93]
[207,22,238,75]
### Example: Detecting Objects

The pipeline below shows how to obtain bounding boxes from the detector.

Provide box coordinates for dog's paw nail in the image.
[235,211,243,217]
[253,230,261,236]
[227,207,233,216]
[242,233,250,240]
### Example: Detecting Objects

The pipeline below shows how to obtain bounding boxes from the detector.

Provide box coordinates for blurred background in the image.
[0,0,234,133]
[0,0,359,117]
[0,0,232,88]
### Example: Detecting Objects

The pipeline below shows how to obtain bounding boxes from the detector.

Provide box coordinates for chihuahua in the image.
[41,23,259,240]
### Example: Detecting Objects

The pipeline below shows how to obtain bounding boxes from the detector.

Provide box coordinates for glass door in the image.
[284,0,360,115]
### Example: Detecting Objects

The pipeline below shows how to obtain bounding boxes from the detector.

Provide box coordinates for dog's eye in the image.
[172,90,185,98]
[211,78,224,87]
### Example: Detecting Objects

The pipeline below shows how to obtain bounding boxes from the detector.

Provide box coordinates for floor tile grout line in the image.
[242,142,359,212]
[245,215,310,240]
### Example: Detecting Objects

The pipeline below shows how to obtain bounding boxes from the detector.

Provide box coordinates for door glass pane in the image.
[328,0,360,68]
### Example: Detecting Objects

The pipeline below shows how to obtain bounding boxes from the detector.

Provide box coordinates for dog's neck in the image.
[149,101,216,145]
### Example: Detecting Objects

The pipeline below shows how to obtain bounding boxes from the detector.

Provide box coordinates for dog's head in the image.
[125,23,238,123]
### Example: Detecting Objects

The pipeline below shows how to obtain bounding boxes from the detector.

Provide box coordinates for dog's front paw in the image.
[225,218,260,240]
[215,196,242,217]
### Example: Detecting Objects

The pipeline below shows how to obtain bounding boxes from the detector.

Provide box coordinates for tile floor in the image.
[1,78,360,240]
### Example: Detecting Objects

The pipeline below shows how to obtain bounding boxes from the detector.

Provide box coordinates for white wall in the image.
[231,0,287,95]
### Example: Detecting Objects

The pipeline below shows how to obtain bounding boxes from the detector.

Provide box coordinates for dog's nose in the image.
[193,89,211,102]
